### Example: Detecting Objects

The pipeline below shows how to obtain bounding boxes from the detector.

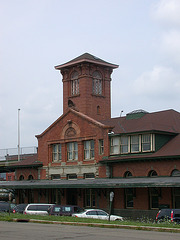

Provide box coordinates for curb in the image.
[12,219,180,233]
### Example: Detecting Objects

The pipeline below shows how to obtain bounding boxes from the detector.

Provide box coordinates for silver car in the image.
[24,203,54,215]
[72,209,123,221]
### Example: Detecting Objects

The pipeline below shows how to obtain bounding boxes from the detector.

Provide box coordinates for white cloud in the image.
[152,0,180,27]
[133,66,180,97]
[160,30,180,64]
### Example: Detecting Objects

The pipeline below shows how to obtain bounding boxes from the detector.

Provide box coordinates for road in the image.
[0,221,180,240]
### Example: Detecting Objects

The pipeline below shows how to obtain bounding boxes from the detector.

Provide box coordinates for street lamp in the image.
[108,191,114,221]
[18,109,20,161]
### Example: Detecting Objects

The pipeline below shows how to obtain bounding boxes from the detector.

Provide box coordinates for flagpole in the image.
[18,109,20,161]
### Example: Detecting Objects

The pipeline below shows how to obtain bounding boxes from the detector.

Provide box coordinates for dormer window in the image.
[110,133,154,155]
[92,71,102,95]
[131,135,140,153]
[142,134,151,152]
[71,71,79,95]
[120,136,129,154]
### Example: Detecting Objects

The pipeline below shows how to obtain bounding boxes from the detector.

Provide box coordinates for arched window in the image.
[148,170,158,177]
[71,71,79,95]
[92,71,102,95]
[28,175,34,180]
[171,169,180,177]
[68,99,75,108]
[19,175,24,180]
[124,171,133,178]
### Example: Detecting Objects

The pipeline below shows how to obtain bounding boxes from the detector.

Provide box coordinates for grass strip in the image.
[0,213,180,233]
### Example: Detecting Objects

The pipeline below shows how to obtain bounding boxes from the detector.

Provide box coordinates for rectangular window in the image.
[84,140,94,160]
[84,173,95,179]
[131,135,140,153]
[71,79,79,95]
[109,134,154,155]
[51,174,61,180]
[99,139,104,155]
[173,188,180,208]
[67,142,78,161]
[93,79,102,95]
[110,137,120,154]
[120,136,129,154]
[149,188,159,209]
[52,144,61,162]
[142,134,151,152]
[125,188,134,208]
[67,174,77,180]
[85,189,96,207]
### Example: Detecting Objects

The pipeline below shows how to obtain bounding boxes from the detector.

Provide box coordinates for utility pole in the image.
[18,109,20,161]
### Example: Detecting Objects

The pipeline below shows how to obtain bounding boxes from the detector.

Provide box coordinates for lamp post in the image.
[108,191,114,221]
[8,192,12,215]
[18,109,20,161]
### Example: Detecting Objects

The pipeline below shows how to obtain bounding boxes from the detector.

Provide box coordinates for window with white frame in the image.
[92,71,102,95]
[71,71,79,95]
[110,137,120,154]
[84,140,94,160]
[131,135,140,153]
[99,139,104,155]
[52,144,61,162]
[142,134,151,152]
[110,134,154,155]
[120,136,129,154]
[67,142,78,161]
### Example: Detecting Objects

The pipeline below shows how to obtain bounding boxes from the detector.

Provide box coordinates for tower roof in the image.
[55,53,119,70]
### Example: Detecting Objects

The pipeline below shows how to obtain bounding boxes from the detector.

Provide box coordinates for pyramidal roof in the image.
[55,53,119,70]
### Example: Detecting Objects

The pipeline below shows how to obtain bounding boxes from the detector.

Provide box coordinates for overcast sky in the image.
[1,0,180,150]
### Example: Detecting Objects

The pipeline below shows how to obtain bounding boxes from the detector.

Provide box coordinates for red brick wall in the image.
[6,172,15,181]
[37,110,110,179]
[112,159,180,177]
[16,168,38,180]
[61,63,112,121]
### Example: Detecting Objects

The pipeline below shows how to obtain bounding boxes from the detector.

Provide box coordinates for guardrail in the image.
[0,147,38,161]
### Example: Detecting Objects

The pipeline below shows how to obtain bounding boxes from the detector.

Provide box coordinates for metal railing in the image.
[0,147,38,161]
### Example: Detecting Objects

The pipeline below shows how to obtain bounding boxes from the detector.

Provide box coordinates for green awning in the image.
[1,176,180,189]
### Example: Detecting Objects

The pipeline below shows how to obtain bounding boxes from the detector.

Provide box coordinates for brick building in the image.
[1,53,180,219]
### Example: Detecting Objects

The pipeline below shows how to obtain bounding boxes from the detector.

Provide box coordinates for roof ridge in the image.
[69,109,112,129]
[55,53,119,70]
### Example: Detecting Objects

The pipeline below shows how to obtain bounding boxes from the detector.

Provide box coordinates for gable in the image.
[36,109,111,142]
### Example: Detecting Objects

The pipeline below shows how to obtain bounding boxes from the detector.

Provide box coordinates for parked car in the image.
[0,201,16,213]
[48,205,84,216]
[72,209,123,221]
[23,203,54,215]
[12,204,28,214]
[156,209,180,223]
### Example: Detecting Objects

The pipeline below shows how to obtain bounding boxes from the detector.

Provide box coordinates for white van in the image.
[23,203,54,215]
